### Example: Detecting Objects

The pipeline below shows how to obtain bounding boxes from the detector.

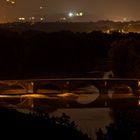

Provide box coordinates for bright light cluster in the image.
[39,6,43,10]
[68,12,83,18]
[6,0,15,5]
[18,17,25,21]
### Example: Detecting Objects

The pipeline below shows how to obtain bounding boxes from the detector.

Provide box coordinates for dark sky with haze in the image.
[0,0,140,22]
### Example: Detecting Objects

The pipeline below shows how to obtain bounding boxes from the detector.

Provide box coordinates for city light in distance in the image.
[68,11,84,18]
[6,0,15,5]
[68,12,74,17]
[39,6,43,10]
[29,17,35,20]
[40,17,44,21]
[18,17,25,21]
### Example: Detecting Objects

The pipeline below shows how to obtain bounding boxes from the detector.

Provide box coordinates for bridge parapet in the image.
[0,78,139,95]
[0,79,139,108]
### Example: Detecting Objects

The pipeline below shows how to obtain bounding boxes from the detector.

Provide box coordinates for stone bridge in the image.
[0,78,139,108]
[27,78,140,94]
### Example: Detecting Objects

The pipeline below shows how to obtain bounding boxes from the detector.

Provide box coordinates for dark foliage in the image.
[0,29,140,78]
[109,38,140,78]
[0,107,91,140]
[96,107,140,140]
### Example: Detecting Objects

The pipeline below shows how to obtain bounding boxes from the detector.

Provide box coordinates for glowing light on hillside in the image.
[122,17,127,22]
[18,17,25,21]
[79,12,83,16]
[40,18,44,21]
[68,12,74,17]
[11,1,15,4]
[6,0,16,5]
[40,6,43,9]
[29,17,35,21]
[68,11,83,18]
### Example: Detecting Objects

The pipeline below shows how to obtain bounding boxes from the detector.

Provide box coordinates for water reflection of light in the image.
[108,85,133,99]
[21,94,48,99]
[1,90,26,94]
[58,92,78,99]
[108,90,134,99]
[58,93,70,97]
[0,95,21,98]
[58,92,100,104]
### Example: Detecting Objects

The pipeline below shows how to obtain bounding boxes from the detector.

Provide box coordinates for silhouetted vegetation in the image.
[0,28,140,79]
[96,106,140,140]
[0,107,91,139]
[109,38,140,78]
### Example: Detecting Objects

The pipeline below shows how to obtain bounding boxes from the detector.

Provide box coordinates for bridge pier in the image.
[130,81,139,95]
[90,80,111,107]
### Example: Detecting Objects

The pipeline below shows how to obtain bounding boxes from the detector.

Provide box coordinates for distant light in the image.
[31,82,34,86]
[30,17,35,20]
[58,92,77,98]
[76,13,79,16]
[60,17,66,21]
[40,6,43,9]
[106,30,110,34]
[11,1,15,4]
[6,0,15,4]
[68,12,74,17]
[40,18,44,21]
[68,11,83,18]
[75,12,83,17]
[18,17,25,21]
[123,17,127,22]
[79,12,83,16]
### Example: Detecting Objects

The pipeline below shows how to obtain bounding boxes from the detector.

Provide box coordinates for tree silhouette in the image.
[109,39,140,78]
[0,107,91,140]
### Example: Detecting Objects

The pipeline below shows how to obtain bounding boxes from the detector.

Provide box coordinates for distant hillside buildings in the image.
[0,21,140,33]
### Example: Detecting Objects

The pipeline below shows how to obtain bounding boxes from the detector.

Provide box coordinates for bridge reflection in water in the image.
[0,78,139,110]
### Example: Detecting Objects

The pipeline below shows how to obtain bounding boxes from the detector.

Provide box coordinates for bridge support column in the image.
[26,82,34,93]
[92,81,111,107]
[130,81,139,95]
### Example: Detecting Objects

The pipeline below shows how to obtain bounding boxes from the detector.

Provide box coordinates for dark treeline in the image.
[0,29,140,79]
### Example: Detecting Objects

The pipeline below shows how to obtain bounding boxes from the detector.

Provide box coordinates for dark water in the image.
[52,108,112,140]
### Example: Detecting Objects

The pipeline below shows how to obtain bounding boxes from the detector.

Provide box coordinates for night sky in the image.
[1,0,140,22]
